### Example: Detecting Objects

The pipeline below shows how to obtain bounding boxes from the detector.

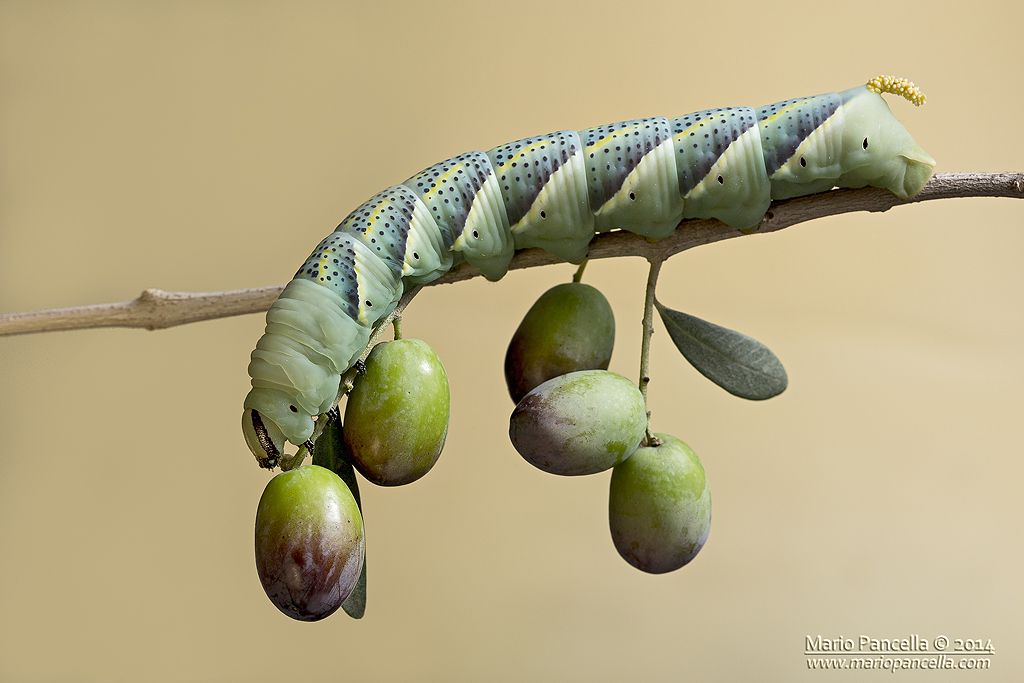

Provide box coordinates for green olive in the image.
[504,282,615,403]
[343,338,450,486]
[608,433,711,574]
[509,370,646,476]
[254,465,364,621]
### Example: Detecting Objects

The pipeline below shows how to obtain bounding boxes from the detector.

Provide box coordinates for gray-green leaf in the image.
[655,301,787,400]
[312,415,367,619]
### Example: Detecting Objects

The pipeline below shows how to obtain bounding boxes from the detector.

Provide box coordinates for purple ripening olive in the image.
[509,370,646,476]
[254,465,364,621]
[504,282,614,403]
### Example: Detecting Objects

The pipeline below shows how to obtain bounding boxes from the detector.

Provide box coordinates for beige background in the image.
[1,1,1022,680]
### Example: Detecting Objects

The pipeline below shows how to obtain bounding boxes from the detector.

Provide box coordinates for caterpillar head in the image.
[838,77,936,199]
[242,387,317,469]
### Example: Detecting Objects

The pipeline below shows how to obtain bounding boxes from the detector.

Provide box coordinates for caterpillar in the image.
[241,75,935,469]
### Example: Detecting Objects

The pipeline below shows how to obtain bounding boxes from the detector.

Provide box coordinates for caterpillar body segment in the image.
[403,151,513,282]
[488,130,595,264]
[338,186,445,286]
[672,106,770,230]
[242,77,935,468]
[584,117,683,240]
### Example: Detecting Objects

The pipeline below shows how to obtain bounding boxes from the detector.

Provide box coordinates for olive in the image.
[608,433,711,574]
[254,465,364,621]
[509,370,647,476]
[504,282,615,403]
[343,338,450,486]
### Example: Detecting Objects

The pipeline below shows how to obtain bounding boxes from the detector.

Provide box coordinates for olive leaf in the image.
[312,414,367,619]
[655,300,787,400]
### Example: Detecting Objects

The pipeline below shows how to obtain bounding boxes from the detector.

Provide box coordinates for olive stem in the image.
[278,448,307,472]
[639,257,663,448]
[572,260,588,283]
[392,315,403,340]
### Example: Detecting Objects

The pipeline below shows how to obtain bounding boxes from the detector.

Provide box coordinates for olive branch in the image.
[0,172,1020,338]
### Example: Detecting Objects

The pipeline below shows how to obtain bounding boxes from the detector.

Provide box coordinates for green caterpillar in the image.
[242,75,935,468]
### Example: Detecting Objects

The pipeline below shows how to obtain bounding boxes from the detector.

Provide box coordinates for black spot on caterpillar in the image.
[241,76,935,467]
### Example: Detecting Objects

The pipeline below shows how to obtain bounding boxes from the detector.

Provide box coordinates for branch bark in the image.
[1,171,1021,338]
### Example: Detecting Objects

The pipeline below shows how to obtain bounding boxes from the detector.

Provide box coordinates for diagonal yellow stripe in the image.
[585,122,644,154]
[495,138,567,173]
[671,113,727,142]
[760,98,812,125]
[422,164,462,199]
